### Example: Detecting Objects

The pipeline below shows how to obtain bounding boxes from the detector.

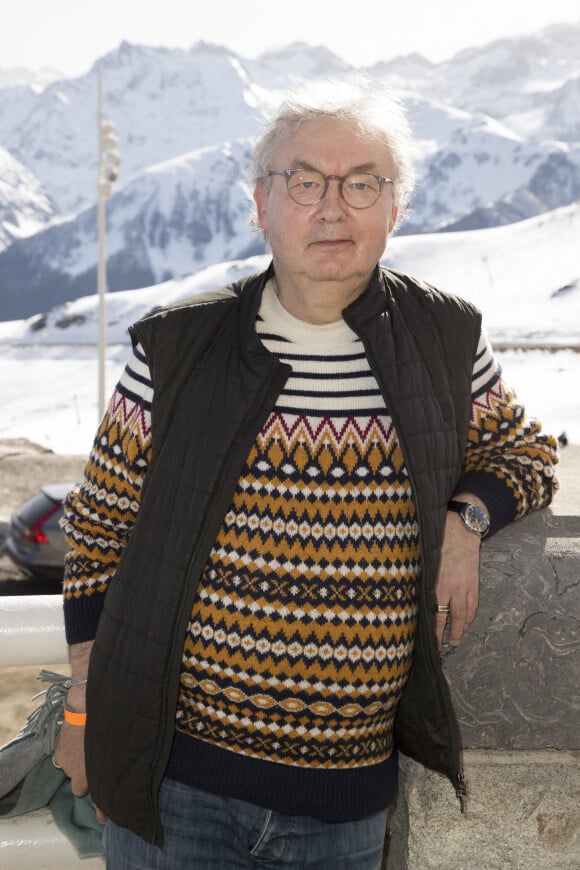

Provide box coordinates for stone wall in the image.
[384,446,580,869]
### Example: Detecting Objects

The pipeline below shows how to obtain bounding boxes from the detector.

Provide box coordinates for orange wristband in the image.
[64,707,87,726]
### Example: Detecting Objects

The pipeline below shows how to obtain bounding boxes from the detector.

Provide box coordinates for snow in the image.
[0,147,54,250]
[0,66,63,91]
[0,206,578,454]
[1,28,578,453]
[492,348,575,445]
[410,126,563,230]
[386,203,580,344]
[1,339,573,457]
[36,137,258,287]
[0,42,266,217]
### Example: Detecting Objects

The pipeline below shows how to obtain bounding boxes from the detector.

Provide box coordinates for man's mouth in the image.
[310,238,353,247]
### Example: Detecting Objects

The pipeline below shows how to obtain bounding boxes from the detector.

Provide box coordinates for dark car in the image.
[4,482,75,579]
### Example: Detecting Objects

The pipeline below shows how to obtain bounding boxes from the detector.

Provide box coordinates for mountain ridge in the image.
[0,23,579,320]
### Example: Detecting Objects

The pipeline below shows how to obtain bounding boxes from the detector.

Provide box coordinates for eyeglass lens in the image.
[286,170,383,208]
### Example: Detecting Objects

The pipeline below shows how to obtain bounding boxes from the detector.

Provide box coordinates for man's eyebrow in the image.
[288,160,319,171]
[348,162,380,173]
[288,159,381,173]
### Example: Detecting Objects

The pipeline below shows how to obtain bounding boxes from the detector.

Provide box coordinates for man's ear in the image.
[253,182,268,232]
[388,204,399,235]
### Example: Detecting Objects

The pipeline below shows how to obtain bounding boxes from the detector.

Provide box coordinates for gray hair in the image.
[252,77,416,228]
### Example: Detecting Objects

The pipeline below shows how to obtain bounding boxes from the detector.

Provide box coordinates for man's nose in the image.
[315,178,347,219]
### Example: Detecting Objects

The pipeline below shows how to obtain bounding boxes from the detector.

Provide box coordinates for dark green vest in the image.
[85,265,481,843]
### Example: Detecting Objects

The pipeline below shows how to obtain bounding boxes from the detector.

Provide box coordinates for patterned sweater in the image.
[62,281,559,814]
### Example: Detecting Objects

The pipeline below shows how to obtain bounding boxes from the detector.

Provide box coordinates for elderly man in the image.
[54,80,558,869]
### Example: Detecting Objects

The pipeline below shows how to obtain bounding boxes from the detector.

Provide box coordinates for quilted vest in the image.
[85,265,481,844]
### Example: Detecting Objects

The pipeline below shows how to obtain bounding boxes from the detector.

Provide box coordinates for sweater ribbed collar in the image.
[258,280,359,352]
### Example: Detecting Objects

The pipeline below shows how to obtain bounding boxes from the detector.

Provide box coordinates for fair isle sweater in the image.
[62,281,559,817]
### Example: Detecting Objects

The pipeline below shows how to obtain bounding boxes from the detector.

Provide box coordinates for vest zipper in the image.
[347,311,465,802]
[456,770,467,813]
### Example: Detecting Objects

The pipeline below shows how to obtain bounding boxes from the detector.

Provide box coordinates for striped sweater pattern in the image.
[175,284,420,769]
[62,281,559,783]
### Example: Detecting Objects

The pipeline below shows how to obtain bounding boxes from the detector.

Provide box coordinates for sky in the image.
[2,0,580,77]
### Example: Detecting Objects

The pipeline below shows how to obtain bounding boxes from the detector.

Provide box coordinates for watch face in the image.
[464,504,489,535]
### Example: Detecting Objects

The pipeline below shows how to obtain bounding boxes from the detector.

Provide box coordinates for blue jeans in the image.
[106,777,387,869]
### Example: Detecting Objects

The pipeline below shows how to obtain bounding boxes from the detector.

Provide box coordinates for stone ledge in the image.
[385,751,580,870]
[384,447,580,868]
[442,446,579,750]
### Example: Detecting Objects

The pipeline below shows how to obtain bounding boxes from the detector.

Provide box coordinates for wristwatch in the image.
[447,500,490,538]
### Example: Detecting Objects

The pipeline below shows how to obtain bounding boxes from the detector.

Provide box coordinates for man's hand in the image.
[52,640,106,824]
[53,700,88,794]
[53,716,107,825]
[433,494,488,650]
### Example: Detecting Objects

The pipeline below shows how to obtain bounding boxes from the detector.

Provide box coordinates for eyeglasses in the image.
[267,169,395,209]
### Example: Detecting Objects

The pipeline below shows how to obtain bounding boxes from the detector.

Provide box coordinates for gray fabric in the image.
[0,670,104,856]
[0,756,104,857]
[0,732,45,800]
[0,670,66,799]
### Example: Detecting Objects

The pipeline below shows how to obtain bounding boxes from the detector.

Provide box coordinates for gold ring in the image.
[52,757,62,770]
[436,604,451,614]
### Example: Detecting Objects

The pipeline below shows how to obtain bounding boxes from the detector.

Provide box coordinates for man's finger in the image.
[448,611,467,646]
[434,611,449,650]
[70,771,90,797]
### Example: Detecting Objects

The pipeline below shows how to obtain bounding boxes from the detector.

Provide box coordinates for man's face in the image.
[254,118,398,301]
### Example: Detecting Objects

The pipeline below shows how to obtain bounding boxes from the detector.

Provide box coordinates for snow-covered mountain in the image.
[403,114,576,233]
[244,42,352,88]
[3,202,578,348]
[0,65,63,91]
[374,23,580,123]
[1,24,579,320]
[0,139,264,320]
[0,41,268,216]
[2,203,578,453]
[0,147,55,252]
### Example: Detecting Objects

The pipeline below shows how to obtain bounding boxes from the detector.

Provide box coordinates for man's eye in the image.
[289,172,322,190]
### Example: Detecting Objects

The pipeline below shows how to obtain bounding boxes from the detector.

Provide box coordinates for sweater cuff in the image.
[64,594,105,645]
[452,471,518,538]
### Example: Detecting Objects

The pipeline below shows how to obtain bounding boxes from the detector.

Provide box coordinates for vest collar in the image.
[238,262,391,355]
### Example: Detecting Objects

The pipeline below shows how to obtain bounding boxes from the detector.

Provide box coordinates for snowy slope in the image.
[1,204,578,453]
[385,203,580,344]
[244,42,351,88]
[1,202,578,347]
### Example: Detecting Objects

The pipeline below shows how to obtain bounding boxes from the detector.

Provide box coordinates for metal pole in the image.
[97,64,106,421]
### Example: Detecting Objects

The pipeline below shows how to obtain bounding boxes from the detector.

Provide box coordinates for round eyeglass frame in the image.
[267,169,396,209]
